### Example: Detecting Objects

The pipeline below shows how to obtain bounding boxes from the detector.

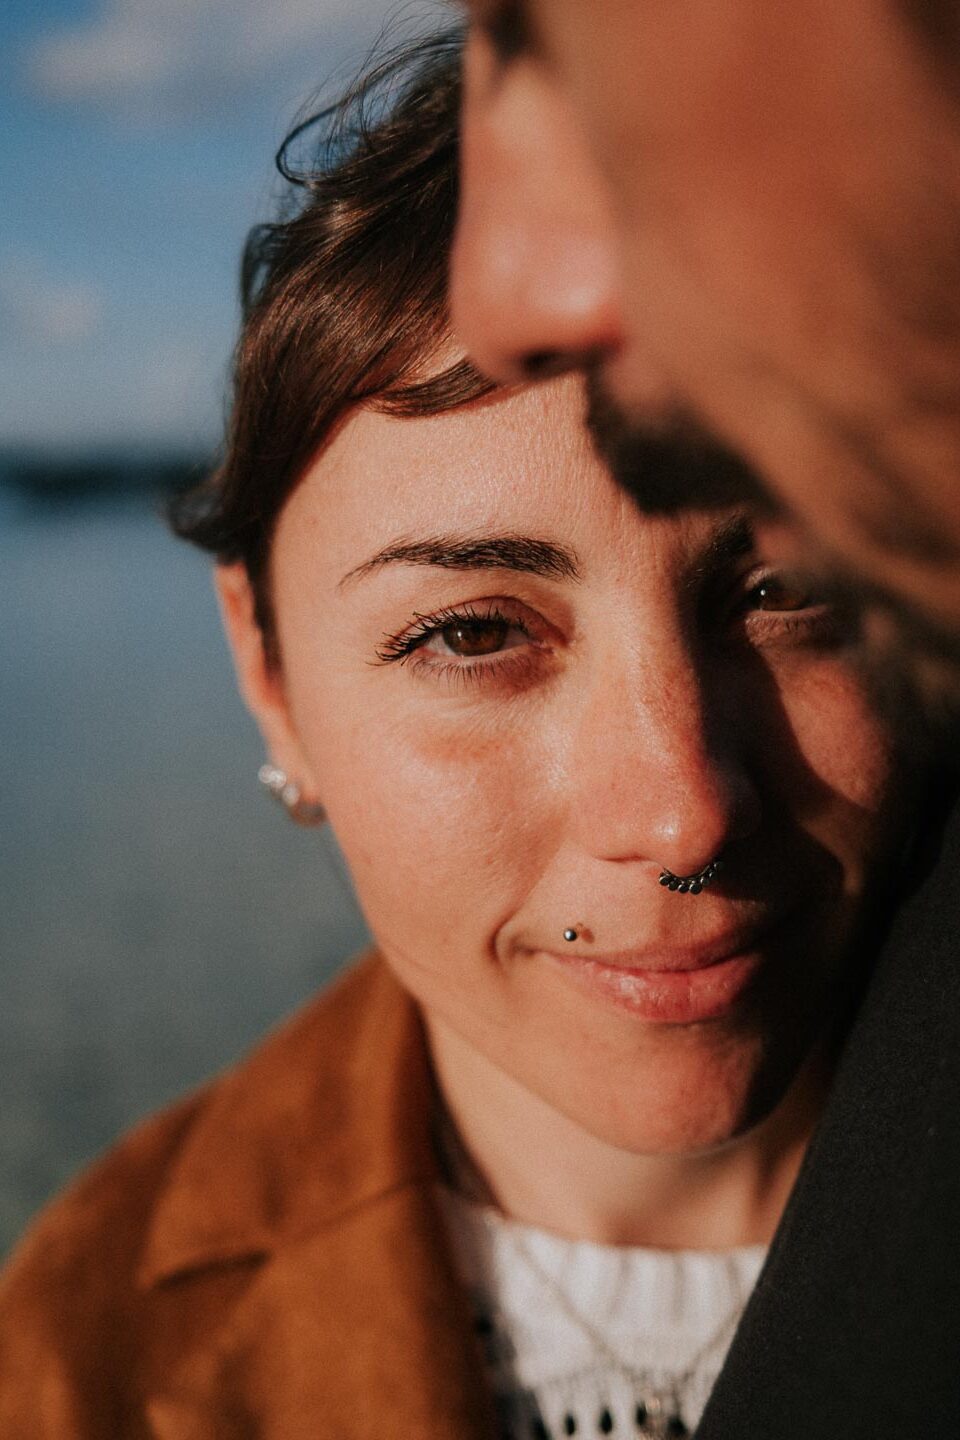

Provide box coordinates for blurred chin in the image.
[584,364,775,518]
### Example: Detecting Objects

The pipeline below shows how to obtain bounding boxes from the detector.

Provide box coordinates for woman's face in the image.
[224,376,909,1156]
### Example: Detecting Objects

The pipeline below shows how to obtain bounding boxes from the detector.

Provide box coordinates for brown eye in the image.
[438,618,511,656]
[749,573,814,612]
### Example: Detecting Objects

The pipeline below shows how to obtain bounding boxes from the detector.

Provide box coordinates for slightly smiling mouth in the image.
[540,924,779,1024]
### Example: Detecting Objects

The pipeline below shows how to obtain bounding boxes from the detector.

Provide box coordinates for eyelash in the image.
[373,571,837,693]
[375,602,540,676]
[736,570,840,644]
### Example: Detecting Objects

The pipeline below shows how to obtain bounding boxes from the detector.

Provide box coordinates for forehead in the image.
[272,374,737,599]
[279,376,614,561]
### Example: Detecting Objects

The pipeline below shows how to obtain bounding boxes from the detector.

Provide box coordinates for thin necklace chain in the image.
[508,1227,748,1429]
[431,1097,751,1434]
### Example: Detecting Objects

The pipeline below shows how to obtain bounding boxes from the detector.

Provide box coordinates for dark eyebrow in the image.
[683,514,756,596]
[340,532,581,589]
[704,514,756,568]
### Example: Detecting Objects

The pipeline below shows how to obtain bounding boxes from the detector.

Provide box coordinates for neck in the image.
[426,1018,828,1249]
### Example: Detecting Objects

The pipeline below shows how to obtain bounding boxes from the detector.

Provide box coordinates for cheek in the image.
[296,697,562,959]
[771,660,903,869]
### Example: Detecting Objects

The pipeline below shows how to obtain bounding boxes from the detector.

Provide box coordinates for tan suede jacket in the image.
[0,956,498,1439]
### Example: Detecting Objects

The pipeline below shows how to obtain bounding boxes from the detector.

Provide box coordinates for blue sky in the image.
[0,0,444,453]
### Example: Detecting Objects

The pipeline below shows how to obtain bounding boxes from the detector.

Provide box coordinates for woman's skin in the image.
[218,375,910,1249]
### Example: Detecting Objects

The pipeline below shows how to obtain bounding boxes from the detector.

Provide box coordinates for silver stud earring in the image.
[258,763,326,826]
[658,858,722,895]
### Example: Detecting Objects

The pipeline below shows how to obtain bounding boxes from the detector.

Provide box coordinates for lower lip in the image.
[543,949,766,1024]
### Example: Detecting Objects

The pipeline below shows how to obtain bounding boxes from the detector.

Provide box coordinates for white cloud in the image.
[0,326,227,450]
[0,254,102,346]
[26,0,445,121]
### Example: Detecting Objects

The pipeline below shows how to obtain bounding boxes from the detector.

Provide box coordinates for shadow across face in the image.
[586,365,960,750]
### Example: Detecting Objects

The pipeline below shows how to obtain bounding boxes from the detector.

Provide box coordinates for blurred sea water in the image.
[0,489,369,1255]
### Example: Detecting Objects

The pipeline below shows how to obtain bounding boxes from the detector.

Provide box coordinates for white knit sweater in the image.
[437,1188,766,1439]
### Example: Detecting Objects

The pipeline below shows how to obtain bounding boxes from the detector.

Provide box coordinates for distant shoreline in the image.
[0,451,213,505]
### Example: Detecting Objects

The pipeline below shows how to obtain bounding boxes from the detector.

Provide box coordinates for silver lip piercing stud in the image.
[563,928,578,943]
[658,858,723,895]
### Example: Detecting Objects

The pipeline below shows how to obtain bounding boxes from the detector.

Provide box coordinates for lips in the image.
[566,923,768,975]
[541,918,780,1024]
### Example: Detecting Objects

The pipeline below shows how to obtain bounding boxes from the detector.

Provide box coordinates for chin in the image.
[557,1022,818,1160]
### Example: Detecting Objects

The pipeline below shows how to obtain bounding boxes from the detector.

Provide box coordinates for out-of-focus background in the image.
[1,0,442,1256]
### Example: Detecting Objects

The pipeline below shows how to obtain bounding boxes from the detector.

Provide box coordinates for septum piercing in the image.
[658,858,723,895]
[564,858,724,939]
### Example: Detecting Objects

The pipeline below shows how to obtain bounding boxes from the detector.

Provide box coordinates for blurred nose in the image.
[452,33,623,385]
[569,645,761,878]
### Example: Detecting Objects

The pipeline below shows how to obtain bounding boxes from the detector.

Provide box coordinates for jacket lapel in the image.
[146,1188,496,1440]
[139,956,498,1440]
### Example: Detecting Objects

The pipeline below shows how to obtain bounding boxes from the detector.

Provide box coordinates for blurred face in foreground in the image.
[220,376,911,1209]
[452,0,960,707]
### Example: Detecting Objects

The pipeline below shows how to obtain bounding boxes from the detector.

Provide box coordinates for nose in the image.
[568,648,761,879]
[452,33,623,385]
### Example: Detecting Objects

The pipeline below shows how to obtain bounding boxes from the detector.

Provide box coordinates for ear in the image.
[214,564,321,802]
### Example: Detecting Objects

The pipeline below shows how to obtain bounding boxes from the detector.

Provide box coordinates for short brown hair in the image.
[169,30,493,651]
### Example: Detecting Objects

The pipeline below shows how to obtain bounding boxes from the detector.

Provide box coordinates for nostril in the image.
[520,350,578,381]
[520,343,619,384]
